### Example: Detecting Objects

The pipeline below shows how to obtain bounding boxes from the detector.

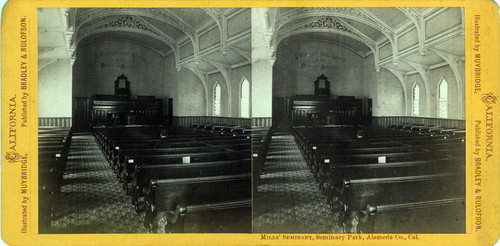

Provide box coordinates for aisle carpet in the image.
[51,133,148,233]
[253,133,343,233]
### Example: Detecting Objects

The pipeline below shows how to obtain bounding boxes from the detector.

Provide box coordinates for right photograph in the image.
[251,7,465,234]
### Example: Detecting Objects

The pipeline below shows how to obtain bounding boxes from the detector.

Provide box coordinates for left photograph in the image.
[37,8,252,233]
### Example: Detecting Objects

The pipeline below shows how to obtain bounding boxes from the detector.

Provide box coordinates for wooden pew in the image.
[142,173,251,233]
[340,172,464,233]
[249,128,272,191]
[324,157,460,207]
[292,125,465,233]
[119,149,250,183]
[112,142,249,171]
[130,158,250,207]
[38,127,72,233]
[358,197,465,233]
[116,144,249,181]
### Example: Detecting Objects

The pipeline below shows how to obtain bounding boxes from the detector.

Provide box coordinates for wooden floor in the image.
[253,133,343,233]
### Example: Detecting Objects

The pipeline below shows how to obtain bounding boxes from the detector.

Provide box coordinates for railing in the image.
[372,116,465,129]
[173,116,272,128]
[38,117,72,127]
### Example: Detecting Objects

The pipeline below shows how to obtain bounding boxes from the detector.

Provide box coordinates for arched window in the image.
[240,78,250,118]
[213,82,221,116]
[438,78,448,118]
[412,83,420,116]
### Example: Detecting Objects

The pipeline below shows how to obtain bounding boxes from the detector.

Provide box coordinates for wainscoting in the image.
[39,117,72,127]
[173,116,272,128]
[372,116,465,129]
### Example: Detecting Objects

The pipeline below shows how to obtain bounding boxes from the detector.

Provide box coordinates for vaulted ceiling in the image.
[271,7,464,73]
[38,8,251,74]
[39,7,463,76]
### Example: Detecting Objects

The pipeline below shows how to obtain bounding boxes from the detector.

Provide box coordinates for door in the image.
[272,97,291,131]
[73,97,90,131]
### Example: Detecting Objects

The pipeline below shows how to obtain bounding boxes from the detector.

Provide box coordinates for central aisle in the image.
[253,133,343,233]
[51,133,147,233]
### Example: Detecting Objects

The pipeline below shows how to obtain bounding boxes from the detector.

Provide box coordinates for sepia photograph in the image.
[252,7,465,234]
[37,7,252,233]
[2,0,499,245]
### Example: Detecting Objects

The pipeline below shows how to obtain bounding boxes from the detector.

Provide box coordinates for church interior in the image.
[38,7,465,234]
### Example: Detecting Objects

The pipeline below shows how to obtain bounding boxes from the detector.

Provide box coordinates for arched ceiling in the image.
[77,31,172,56]
[39,7,462,76]
[38,8,251,73]
[272,7,465,73]
[279,32,371,57]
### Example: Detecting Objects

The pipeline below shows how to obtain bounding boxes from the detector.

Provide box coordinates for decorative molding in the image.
[228,46,251,61]
[76,8,197,40]
[201,8,224,27]
[64,30,75,48]
[304,17,354,32]
[227,29,251,45]
[276,16,375,55]
[74,8,198,67]
[76,15,179,63]
[373,45,381,71]
[424,26,462,48]
[66,47,75,60]
[276,7,395,42]
[96,16,158,35]
[397,7,427,56]
[207,60,251,75]
[277,38,368,58]
[201,8,224,53]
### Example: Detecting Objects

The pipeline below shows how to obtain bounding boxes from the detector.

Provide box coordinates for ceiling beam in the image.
[228,46,251,62]
[397,7,427,56]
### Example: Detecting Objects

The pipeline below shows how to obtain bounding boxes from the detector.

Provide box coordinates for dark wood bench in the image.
[291,125,466,233]
[142,173,251,233]
[340,171,464,233]
[115,143,249,178]
[323,157,460,206]
[130,158,250,208]
[119,149,250,183]
[249,128,272,191]
[38,127,72,233]
[358,197,465,233]
[112,142,249,170]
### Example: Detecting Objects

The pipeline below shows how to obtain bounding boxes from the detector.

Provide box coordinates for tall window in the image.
[412,83,420,116]
[240,78,250,118]
[214,83,221,116]
[438,78,448,118]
